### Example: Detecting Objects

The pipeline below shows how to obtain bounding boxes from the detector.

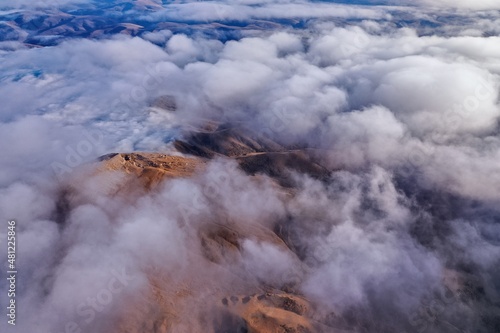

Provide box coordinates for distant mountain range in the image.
[1,0,496,48]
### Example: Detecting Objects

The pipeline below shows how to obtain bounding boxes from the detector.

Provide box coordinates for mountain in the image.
[92,125,326,332]
[87,122,488,333]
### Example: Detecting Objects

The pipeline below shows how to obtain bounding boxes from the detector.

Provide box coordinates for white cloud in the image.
[414,0,500,10]
[1,2,500,332]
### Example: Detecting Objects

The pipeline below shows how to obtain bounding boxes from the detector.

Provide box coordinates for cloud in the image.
[140,0,391,22]
[0,0,89,10]
[362,0,500,10]
[1,1,500,332]
[412,0,500,10]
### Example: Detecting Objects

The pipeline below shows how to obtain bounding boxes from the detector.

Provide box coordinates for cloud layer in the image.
[1,1,500,333]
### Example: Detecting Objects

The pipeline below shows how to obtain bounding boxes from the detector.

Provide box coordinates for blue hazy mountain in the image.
[0,0,490,47]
